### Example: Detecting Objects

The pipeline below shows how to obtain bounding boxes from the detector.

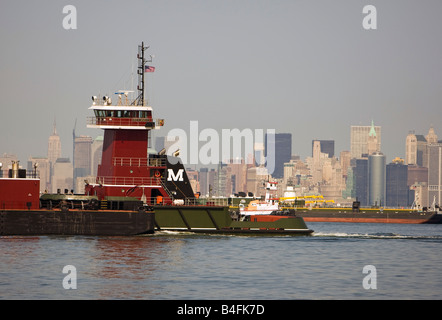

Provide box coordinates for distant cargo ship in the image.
[231,185,442,224]
[295,203,442,224]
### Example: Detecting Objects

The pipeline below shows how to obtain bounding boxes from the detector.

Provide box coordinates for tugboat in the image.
[239,182,280,216]
[1,42,313,236]
[82,42,313,235]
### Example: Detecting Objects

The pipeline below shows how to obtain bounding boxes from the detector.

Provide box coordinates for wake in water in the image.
[312,231,442,240]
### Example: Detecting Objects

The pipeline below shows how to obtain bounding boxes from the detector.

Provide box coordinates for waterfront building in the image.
[353,158,368,206]
[410,183,429,209]
[407,165,428,187]
[386,160,408,207]
[350,121,381,159]
[368,152,386,207]
[427,143,442,207]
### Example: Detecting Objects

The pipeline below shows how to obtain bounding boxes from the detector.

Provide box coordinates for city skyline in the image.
[1,121,440,169]
[1,1,442,163]
[1,118,439,208]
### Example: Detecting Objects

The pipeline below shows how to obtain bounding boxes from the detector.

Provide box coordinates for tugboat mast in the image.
[135,41,152,106]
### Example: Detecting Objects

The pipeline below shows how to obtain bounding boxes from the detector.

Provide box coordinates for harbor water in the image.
[1,222,442,300]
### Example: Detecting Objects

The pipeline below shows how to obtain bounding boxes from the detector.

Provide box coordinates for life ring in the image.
[154,170,161,177]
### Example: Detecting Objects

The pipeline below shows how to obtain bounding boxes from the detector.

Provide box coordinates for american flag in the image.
[145,65,155,72]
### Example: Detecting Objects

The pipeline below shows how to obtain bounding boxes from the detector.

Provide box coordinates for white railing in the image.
[96,176,162,186]
[141,197,229,207]
[112,157,166,167]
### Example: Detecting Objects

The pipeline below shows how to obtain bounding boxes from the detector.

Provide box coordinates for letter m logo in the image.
[167,169,184,181]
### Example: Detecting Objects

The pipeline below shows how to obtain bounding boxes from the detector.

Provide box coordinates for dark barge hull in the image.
[295,208,442,224]
[0,209,155,236]
[188,228,313,235]
[154,205,313,235]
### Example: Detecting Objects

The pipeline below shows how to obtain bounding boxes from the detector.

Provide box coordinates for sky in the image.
[1,0,442,164]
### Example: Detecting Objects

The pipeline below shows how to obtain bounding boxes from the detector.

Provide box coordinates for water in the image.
[1,222,442,300]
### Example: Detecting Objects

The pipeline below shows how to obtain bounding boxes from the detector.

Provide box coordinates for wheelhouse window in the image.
[94,109,152,119]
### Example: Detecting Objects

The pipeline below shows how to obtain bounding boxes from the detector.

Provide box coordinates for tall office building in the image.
[426,126,438,144]
[265,133,292,179]
[353,158,368,206]
[367,122,379,155]
[311,140,334,158]
[350,121,381,159]
[52,158,73,193]
[27,156,50,193]
[386,160,408,207]
[247,166,270,198]
[90,136,103,176]
[342,166,356,199]
[47,120,61,166]
[405,132,427,166]
[368,152,386,207]
[226,158,247,194]
[340,151,351,178]
[73,135,93,181]
[427,143,442,207]
[199,168,209,196]
[407,166,428,186]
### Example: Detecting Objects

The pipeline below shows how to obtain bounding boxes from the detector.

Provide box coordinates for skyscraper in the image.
[90,136,103,176]
[73,135,93,191]
[47,119,61,166]
[426,126,438,144]
[350,121,381,159]
[265,133,291,179]
[367,121,378,155]
[386,160,409,207]
[405,132,427,166]
[353,158,368,206]
[311,140,334,158]
[27,156,50,193]
[368,151,386,207]
[427,143,442,207]
[52,158,73,193]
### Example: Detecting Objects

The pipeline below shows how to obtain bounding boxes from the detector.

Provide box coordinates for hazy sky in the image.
[1,0,441,164]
